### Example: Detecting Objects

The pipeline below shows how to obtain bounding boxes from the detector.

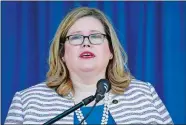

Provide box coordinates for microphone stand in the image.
[43,95,95,125]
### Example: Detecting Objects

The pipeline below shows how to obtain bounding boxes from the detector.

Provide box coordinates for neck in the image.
[70,71,106,105]
[73,81,97,94]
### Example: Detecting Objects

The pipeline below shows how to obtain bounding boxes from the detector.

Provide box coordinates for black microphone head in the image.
[97,79,111,93]
[95,79,111,103]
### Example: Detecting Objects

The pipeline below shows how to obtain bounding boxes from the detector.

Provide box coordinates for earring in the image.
[62,57,65,62]
[110,54,113,59]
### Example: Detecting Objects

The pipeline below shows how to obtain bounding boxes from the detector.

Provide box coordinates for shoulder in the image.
[15,82,57,100]
[14,82,73,107]
[19,82,54,94]
[122,79,156,100]
[129,79,152,89]
[110,79,173,124]
[110,79,155,100]
[126,79,154,93]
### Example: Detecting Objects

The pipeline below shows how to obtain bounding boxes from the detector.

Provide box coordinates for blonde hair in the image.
[46,7,132,96]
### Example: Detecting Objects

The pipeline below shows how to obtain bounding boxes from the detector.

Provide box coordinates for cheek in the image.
[99,42,112,58]
[64,44,78,59]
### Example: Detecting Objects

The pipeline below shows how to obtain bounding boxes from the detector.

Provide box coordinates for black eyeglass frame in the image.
[65,33,108,45]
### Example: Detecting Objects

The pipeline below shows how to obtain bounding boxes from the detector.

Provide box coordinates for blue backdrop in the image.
[2,1,186,124]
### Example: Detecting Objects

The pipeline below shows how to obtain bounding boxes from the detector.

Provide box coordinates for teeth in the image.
[83,53,91,56]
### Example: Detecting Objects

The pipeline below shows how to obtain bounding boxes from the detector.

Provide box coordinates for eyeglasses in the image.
[66,33,107,45]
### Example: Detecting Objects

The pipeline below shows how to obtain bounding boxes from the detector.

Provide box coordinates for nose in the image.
[81,37,91,48]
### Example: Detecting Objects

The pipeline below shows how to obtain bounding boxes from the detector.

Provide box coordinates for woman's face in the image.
[63,16,113,75]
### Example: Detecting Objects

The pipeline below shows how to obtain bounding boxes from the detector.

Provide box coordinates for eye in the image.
[91,34,104,39]
[70,35,82,40]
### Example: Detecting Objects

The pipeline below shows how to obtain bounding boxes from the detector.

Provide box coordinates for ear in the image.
[62,57,65,62]
[109,53,113,59]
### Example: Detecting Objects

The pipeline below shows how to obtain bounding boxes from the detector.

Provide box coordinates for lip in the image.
[79,51,96,58]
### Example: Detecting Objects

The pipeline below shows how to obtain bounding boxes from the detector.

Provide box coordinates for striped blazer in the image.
[5,79,173,124]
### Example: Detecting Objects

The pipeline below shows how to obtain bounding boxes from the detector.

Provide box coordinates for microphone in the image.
[44,79,111,125]
[95,79,111,103]
[43,95,95,125]
[79,79,111,124]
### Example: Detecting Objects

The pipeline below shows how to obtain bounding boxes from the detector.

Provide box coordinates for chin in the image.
[79,67,96,72]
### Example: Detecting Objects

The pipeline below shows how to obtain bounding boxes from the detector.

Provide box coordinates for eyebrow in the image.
[69,31,82,35]
[69,30,104,35]
[90,30,102,33]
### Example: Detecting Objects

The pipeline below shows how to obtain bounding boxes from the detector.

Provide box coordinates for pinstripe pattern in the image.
[5,79,173,124]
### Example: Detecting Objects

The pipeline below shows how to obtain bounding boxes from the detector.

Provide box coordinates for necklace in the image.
[73,93,111,125]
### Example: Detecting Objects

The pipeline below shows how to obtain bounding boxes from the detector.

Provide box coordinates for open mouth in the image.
[79,51,95,59]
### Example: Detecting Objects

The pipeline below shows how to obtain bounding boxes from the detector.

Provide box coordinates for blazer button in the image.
[112,99,118,104]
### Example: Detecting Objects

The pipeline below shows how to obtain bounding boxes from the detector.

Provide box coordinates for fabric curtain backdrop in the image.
[2,1,186,124]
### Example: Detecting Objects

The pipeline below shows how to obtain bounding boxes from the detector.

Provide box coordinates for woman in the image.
[5,7,173,124]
